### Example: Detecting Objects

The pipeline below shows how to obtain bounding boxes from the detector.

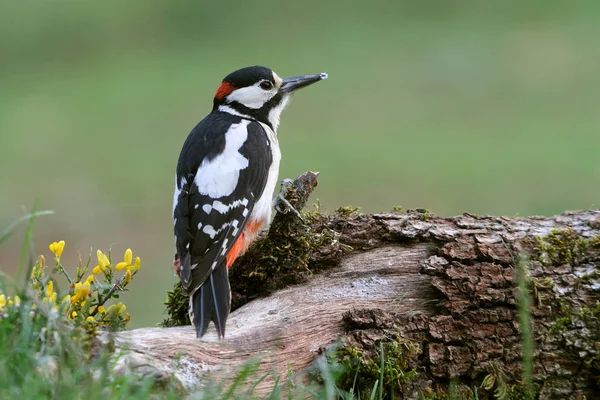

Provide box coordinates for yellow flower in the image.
[46,280,54,298]
[61,294,71,304]
[14,296,20,306]
[0,294,6,308]
[124,249,132,265]
[85,275,95,284]
[124,269,131,285]
[69,311,78,320]
[49,241,65,258]
[71,281,90,304]
[86,316,95,322]
[94,250,110,273]
[116,249,139,271]
[132,257,141,272]
[106,302,126,316]
[101,252,110,268]
[125,313,131,323]
[115,262,127,271]
[8,298,13,306]
[98,305,106,314]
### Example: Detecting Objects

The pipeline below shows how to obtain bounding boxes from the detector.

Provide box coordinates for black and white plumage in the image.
[173,66,327,338]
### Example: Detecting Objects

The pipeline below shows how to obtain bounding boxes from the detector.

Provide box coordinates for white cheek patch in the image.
[268,95,290,132]
[194,121,250,198]
[226,84,275,109]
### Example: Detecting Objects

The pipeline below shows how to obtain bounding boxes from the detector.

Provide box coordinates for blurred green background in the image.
[1,1,599,328]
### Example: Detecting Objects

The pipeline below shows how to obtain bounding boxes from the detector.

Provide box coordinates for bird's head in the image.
[213,66,327,130]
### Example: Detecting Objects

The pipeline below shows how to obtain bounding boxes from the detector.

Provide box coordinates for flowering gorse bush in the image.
[5,240,143,331]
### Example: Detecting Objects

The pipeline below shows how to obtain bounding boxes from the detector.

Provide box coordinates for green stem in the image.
[56,262,73,285]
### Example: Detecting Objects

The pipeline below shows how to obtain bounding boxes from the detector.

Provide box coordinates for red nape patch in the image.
[214,82,236,100]
[225,219,264,268]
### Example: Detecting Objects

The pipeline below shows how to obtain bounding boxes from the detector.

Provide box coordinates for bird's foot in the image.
[273,178,305,223]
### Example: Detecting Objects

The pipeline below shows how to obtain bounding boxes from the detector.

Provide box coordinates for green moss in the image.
[419,209,432,220]
[533,229,600,266]
[334,205,361,218]
[546,301,600,388]
[391,205,403,214]
[162,281,190,327]
[576,270,600,289]
[405,208,433,221]
[530,229,600,391]
[420,384,475,400]
[332,335,419,399]
[229,212,350,310]
[480,365,538,400]
[530,277,554,307]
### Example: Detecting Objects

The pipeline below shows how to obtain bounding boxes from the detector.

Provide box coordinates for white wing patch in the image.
[202,225,219,239]
[202,222,231,240]
[202,198,250,214]
[212,200,230,214]
[194,121,250,198]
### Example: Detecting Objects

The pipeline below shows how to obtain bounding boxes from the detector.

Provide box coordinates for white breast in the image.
[251,122,281,224]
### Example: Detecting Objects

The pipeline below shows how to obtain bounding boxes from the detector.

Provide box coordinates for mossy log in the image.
[112,173,599,399]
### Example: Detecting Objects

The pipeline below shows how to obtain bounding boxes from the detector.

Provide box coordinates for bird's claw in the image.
[274,178,305,223]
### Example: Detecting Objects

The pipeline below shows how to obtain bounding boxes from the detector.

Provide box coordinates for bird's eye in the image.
[260,81,273,90]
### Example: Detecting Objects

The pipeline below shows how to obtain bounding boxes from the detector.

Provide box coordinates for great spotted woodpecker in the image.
[173,66,327,338]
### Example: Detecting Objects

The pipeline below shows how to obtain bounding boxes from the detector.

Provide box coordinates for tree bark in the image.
[111,175,600,399]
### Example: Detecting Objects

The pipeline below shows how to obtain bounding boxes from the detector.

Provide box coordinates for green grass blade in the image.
[247,371,271,396]
[379,342,384,400]
[267,374,281,400]
[0,210,54,248]
[287,362,293,400]
[246,368,271,396]
[16,204,40,287]
[222,359,258,398]
[294,383,320,398]
[368,380,379,400]
[516,257,534,399]
[318,357,336,400]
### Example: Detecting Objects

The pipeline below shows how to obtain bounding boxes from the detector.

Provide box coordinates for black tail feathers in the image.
[191,264,231,338]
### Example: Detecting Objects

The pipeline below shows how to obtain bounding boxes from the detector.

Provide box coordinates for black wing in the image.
[173,112,272,295]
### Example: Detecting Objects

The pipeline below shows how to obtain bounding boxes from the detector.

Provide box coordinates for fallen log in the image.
[112,173,600,399]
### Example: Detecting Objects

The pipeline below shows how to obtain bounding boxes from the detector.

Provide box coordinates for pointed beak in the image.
[280,72,328,93]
